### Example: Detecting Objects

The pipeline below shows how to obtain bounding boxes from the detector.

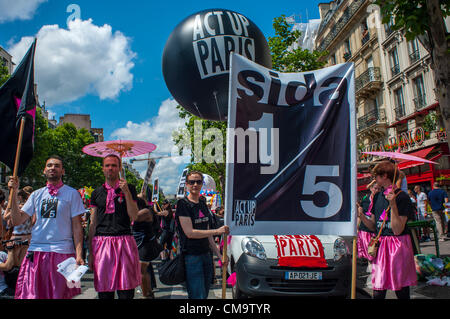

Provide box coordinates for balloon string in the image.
[193,102,204,119]
[213,91,222,121]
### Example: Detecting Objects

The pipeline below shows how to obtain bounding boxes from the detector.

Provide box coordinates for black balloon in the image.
[162,9,272,121]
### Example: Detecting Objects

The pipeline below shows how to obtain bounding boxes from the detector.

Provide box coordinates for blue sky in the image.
[0,0,322,194]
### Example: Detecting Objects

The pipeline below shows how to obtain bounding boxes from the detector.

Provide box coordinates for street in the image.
[75,259,232,299]
[75,235,450,299]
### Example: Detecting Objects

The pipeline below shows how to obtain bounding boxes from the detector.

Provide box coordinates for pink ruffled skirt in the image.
[371,234,417,291]
[357,230,374,260]
[92,235,141,292]
[15,251,81,299]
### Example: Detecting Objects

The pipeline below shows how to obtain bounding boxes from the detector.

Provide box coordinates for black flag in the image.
[0,38,37,175]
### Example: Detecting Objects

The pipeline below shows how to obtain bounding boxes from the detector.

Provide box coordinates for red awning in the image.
[398,146,436,170]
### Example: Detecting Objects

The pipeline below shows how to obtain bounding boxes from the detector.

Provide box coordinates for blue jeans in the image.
[184,253,213,299]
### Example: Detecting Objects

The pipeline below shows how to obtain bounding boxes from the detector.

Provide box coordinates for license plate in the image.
[285,271,322,280]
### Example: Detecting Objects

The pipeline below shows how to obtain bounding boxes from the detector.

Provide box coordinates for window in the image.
[389,47,400,76]
[331,53,336,65]
[413,75,426,109]
[394,87,405,119]
[408,39,420,63]
[343,39,352,61]
[385,17,395,36]
[361,21,370,45]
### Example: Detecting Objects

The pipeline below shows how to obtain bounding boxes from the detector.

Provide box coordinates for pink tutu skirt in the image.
[357,230,374,260]
[92,235,141,292]
[15,251,81,299]
[371,234,417,291]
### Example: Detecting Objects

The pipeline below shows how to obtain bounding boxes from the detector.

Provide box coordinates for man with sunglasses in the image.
[175,171,229,299]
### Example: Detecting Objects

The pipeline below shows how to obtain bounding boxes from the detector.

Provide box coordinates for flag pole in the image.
[351,236,357,299]
[6,117,27,210]
[221,233,228,299]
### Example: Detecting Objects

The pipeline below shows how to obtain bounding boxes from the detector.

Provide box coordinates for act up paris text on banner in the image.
[225,53,357,236]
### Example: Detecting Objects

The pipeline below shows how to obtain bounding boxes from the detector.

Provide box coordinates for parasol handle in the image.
[120,156,126,180]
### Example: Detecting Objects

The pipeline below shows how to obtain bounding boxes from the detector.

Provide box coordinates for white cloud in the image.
[111,98,191,194]
[8,19,136,106]
[0,0,47,23]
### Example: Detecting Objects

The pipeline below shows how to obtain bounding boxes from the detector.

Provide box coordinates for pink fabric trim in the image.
[91,235,141,292]
[15,251,81,299]
[46,181,64,196]
[357,230,375,259]
[103,181,120,214]
[371,235,417,291]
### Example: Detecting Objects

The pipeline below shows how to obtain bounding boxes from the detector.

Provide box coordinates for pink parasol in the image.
[362,151,438,165]
[82,140,157,158]
[82,140,157,178]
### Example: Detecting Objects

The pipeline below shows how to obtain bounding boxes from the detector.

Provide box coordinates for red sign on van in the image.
[274,235,328,268]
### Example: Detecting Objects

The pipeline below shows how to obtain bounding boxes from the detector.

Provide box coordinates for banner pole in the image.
[221,234,228,299]
[351,236,357,299]
[7,117,26,206]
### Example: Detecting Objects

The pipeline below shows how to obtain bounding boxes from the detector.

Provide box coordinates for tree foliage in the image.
[375,0,449,44]
[375,0,450,149]
[268,15,328,72]
[0,61,9,87]
[173,105,227,197]
[20,114,105,190]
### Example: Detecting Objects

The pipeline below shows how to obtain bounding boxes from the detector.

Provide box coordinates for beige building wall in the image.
[315,0,389,162]
[0,46,14,74]
[59,114,92,130]
[314,0,446,171]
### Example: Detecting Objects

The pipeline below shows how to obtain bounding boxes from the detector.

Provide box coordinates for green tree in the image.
[375,0,450,149]
[173,105,227,197]
[0,61,9,86]
[21,119,105,190]
[268,15,328,72]
[173,15,328,198]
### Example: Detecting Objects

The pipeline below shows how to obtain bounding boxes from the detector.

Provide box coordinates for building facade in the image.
[314,0,450,194]
[0,46,14,74]
[58,113,104,142]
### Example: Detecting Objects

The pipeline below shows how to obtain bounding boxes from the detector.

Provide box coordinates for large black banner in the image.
[225,54,356,235]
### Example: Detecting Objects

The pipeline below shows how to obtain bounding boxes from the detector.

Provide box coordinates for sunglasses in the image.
[187,179,203,185]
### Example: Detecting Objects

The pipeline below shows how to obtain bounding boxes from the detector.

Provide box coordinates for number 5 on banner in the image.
[300,165,343,219]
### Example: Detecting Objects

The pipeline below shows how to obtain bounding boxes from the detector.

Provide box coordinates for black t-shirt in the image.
[372,188,415,237]
[358,194,375,233]
[175,197,211,255]
[161,209,174,232]
[132,197,154,236]
[91,184,138,236]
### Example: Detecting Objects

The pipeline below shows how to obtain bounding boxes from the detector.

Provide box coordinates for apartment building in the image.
[314,0,450,192]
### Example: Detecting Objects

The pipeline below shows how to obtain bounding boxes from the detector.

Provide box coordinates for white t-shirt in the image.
[21,185,85,254]
[417,192,428,210]
[0,251,8,293]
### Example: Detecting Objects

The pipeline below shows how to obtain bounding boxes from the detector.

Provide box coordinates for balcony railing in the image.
[391,64,400,77]
[316,0,366,52]
[409,50,420,64]
[394,104,405,120]
[355,67,381,92]
[357,109,385,130]
[413,94,427,111]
